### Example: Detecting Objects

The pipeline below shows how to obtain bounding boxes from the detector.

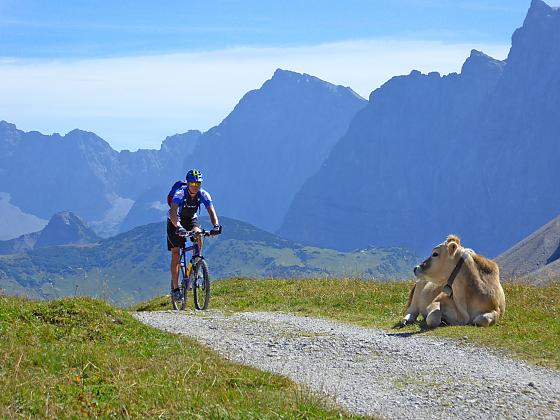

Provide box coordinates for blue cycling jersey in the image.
[169,187,213,221]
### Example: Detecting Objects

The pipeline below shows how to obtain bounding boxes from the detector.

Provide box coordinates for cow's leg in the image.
[439,296,459,325]
[400,310,418,327]
[473,310,499,327]
[448,288,470,325]
[425,301,442,327]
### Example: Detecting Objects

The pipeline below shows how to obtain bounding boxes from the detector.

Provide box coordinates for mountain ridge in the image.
[279,0,560,257]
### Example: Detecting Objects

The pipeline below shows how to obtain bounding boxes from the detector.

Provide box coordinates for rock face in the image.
[496,213,560,281]
[279,0,560,257]
[0,211,99,254]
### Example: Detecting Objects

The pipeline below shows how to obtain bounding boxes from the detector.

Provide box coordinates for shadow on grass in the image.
[387,319,437,337]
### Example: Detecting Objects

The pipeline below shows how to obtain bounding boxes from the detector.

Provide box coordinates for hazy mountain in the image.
[1,69,364,238]
[0,121,201,238]
[0,211,99,254]
[0,123,120,222]
[496,213,560,281]
[0,217,417,306]
[279,0,560,257]
[117,69,367,234]
[184,69,367,233]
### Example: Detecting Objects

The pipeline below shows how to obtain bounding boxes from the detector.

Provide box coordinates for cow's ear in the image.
[447,241,458,257]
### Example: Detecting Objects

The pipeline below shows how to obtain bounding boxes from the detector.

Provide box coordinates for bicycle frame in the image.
[179,231,208,283]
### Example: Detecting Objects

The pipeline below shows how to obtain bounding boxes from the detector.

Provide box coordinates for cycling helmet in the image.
[186,169,203,183]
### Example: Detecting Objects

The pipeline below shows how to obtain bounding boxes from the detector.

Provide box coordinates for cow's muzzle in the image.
[414,260,429,276]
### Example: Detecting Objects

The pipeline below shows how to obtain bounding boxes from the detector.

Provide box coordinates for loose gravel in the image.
[134,310,560,419]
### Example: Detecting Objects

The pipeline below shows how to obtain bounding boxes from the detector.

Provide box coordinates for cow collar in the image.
[442,250,470,297]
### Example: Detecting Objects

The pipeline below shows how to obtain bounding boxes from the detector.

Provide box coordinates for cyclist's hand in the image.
[176,226,187,236]
[210,224,222,236]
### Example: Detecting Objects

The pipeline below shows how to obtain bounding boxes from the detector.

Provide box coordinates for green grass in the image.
[0,295,365,418]
[135,278,560,370]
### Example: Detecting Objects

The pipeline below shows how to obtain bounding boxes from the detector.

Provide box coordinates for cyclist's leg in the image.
[188,218,203,257]
[170,247,181,289]
[167,219,185,290]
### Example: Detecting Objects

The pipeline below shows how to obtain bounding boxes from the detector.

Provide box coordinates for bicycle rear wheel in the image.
[193,258,210,310]
[171,264,188,310]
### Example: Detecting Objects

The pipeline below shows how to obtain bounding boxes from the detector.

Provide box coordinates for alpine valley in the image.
[1,0,560,298]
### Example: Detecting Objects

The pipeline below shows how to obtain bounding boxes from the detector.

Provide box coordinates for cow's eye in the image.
[432,252,439,257]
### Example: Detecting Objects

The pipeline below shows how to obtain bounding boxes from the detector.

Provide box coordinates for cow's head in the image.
[413,235,462,284]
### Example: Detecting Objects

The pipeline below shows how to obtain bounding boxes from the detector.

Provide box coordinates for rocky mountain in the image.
[496,213,560,282]
[189,69,366,233]
[0,121,201,238]
[279,0,560,257]
[1,70,364,239]
[120,69,367,234]
[0,211,99,254]
[0,216,417,306]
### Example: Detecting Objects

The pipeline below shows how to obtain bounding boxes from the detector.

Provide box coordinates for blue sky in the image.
[0,0,556,150]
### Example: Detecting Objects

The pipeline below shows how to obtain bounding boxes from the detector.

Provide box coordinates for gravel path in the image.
[134,310,560,419]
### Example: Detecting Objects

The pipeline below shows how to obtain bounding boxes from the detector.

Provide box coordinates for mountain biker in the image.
[167,169,221,302]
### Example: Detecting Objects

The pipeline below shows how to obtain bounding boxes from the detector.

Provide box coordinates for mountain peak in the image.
[35,211,99,248]
[528,0,555,17]
[248,69,364,106]
[508,0,560,64]
[268,68,323,87]
[0,120,17,130]
[461,49,505,79]
[523,0,558,27]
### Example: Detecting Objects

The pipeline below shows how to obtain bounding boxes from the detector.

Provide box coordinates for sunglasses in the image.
[189,182,201,187]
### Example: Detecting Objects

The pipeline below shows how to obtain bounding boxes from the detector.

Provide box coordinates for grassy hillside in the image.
[0,217,417,306]
[0,295,362,418]
[136,279,560,370]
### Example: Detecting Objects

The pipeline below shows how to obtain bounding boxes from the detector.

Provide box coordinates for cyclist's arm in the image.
[170,203,181,227]
[206,205,219,226]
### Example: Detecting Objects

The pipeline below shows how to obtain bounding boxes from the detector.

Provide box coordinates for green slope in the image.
[0,217,417,306]
[0,295,360,418]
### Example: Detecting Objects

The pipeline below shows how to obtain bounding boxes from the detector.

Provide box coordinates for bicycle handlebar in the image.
[178,229,214,239]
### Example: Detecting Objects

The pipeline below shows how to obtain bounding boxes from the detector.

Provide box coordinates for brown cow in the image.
[401,235,505,328]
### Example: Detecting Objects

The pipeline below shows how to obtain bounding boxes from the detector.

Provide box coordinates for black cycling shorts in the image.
[167,218,199,251]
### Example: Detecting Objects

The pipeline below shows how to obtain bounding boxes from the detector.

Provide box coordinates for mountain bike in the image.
[171,229,214,310]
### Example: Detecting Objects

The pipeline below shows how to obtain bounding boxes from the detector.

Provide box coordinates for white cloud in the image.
[0,39,509,150]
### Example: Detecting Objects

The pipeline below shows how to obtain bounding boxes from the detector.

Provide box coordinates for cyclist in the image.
[167,169,221,302]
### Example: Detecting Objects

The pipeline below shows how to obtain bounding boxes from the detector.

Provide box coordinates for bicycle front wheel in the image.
[171,264,188,310]
[192,258,210,310]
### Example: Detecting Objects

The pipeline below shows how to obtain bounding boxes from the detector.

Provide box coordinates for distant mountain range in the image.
[279,0,560,257]
[0,211,98,254]
[0,69,364,239]
[0,123,200,237]
[1,1,558,260]
[0,216,417,306]
[497,213,560,284]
